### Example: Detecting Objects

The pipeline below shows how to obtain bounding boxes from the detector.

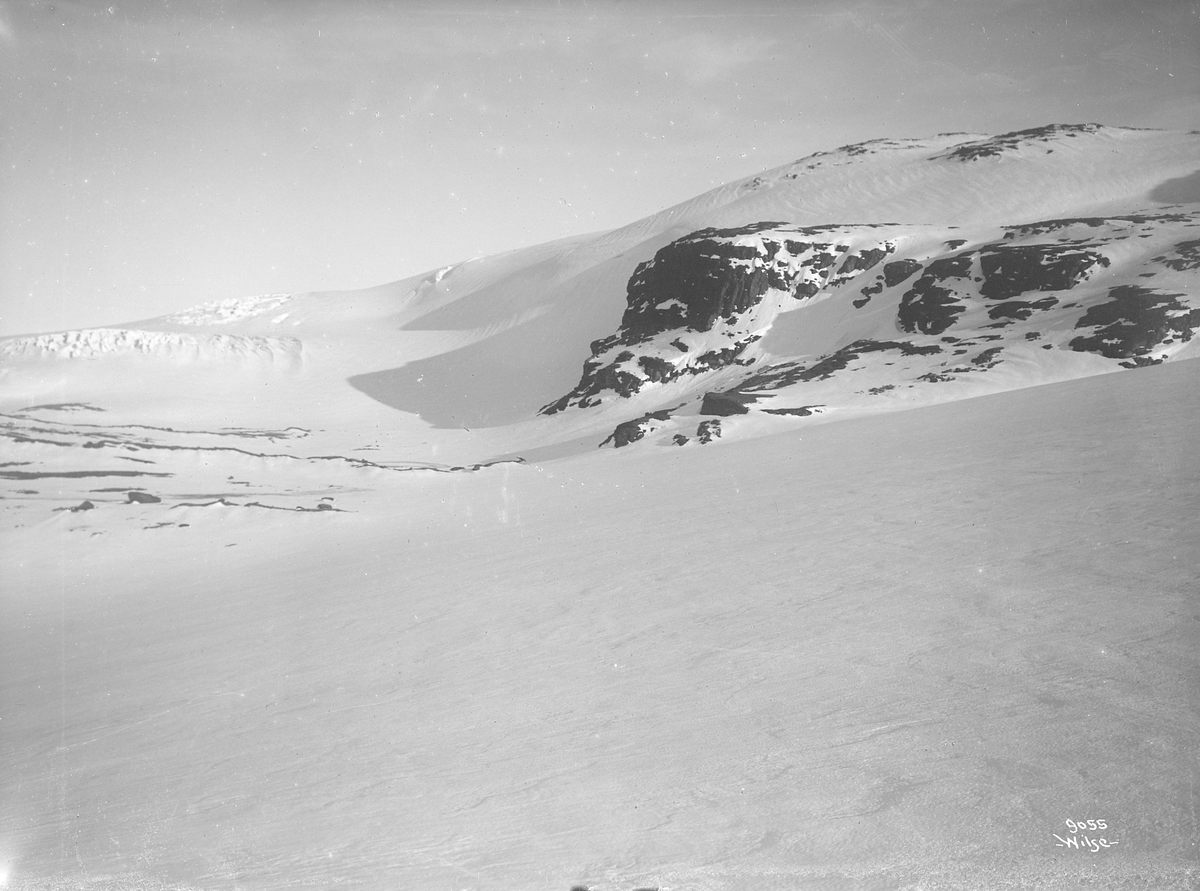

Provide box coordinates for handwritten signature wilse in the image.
[1054,818,1118,852]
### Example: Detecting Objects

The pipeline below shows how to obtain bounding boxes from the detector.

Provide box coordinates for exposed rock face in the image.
[1069,285,1200,365]
[727,340,943,399]
[546,207,1200,449]
[978,245,1110,300]
[987,297,1059,322]
[126,491,162,504]
[836,247,890,276]
[599,409,675,448]
[897,255,974,335]
[1154,238,1200,271]
[542,224,898,414]
[1001,213,1193,240]
[699,392,752,416]
[696,419,722,444]
[761,405,822,416]
[612,222,823,341]
[899,241,1112,335]
[883,259,922,287]
[936,123,1103,161]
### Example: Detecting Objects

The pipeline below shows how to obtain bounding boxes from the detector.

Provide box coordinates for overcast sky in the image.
[2,0,1197,336]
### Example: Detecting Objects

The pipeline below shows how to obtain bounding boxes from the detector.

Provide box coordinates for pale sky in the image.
[2,0,1197,336]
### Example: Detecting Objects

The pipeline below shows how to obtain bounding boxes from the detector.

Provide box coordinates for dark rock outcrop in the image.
[1002,213,1193,240]
[714,340,942,400]
[599,409,674,448]
[761,405,822,416]
[883,258,923,287]
[696,420,722,444]
[986,297,1059,322]
[1153,238,1200,271]
[897,254,974,335]
[938,124,1103,162]
[613,224,841,344]
[977,244,1110,299]
[699,392,752,416]
[543,223,897,414]
[1069,285,1200,363]
[972,347,1004,367]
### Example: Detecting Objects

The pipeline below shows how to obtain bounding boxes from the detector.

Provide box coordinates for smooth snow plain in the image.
[1,126,1198,890]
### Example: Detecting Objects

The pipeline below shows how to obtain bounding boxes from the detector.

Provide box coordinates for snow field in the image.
[2,358,1197,890]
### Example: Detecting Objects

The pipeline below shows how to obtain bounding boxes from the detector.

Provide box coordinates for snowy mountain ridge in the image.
[540,208,1200,448]
[1,123,1198,471]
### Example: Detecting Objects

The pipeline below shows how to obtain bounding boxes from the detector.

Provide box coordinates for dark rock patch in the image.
[972,347,1004,367]
[545,221,895,413]
[939,123,1102,161]
[545,333,759,413]
[762,405,822,416]
[734,339,942,393]
[837,247,892,275]
[897,254,974,335]
[854,281,884,308]
[978,244,1109,299]
[58,500,96,512]
[1002,212,1193,239]
[1152,238,1200,271]
[600,409,674,448]
[883,259,923,287]
[697,420,722,444]
[637,355,676,382]
[987,296,1059,321]
[612,225,838,345]
[1069,285,1200,361]
[693,336,760,370]
[126,491,162,504]
[700,391,753,416]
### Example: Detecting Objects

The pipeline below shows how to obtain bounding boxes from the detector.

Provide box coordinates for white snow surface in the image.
[1,125,1198,890]
[0,328,302,365]
[162,294,294,326]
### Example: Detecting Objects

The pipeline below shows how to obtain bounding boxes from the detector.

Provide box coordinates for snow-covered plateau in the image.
[1,124,1198,890]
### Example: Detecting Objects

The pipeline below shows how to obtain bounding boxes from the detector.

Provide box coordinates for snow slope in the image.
[1,125,1198,890]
